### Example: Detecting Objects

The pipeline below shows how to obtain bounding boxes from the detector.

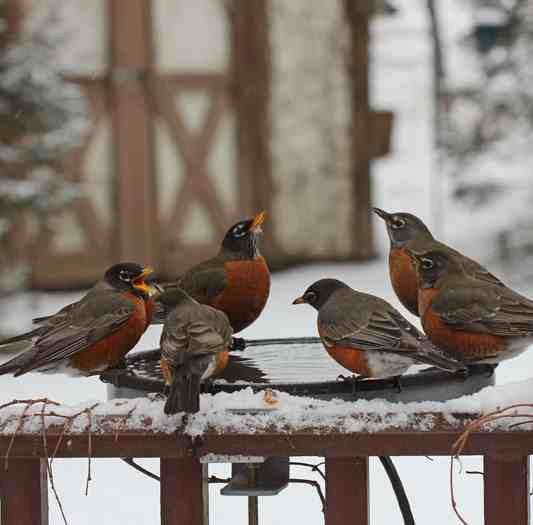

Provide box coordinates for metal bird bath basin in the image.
[101,337,494,403]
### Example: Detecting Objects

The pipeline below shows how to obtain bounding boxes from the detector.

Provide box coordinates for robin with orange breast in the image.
[410,248,533,364]
[155,211,270,335]
[373,208,503,317]
[292,279,465,383]
[0,263,157,376]
[158,288,233,414]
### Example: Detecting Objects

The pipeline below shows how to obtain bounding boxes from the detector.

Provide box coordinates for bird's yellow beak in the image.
[133,267,154,294]
[292,295,306,305]
[249,211,266,233]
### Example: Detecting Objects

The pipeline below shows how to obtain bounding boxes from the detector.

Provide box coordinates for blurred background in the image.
[1,0,532,523]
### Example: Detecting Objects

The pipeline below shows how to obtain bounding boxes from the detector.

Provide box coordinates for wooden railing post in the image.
[484,455,529,525]
[325,456,369,525]
[0,458,48,525]
[160,457,208,525]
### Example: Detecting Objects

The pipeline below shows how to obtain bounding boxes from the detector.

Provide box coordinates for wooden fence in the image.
[0,413,530,524]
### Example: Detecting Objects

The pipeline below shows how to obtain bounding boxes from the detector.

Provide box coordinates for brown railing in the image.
[0,413,530,524]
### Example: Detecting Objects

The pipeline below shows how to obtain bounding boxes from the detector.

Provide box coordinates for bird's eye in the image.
[421,258,434,270]
[304,291,317,303]
[391,217,406,230]
[232,225,247,238]
[119,270,132,282]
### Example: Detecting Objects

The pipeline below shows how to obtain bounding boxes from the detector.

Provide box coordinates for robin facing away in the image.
[410,248,533,364]
[158,288,233,414]
[155,211,270,334]
[292,279,465,382]
[373,208,503,317]
[0,263,157,376]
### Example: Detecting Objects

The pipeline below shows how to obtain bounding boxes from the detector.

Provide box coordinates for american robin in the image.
[373,208,503,317]
[155,211,270,334]
[410,248,533,363]
[158,288,233,414]
[0,263,157,376]
[292,279,465,381]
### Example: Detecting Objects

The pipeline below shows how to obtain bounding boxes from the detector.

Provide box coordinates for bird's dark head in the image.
[220,211,266,259]
[408,249,464,288]
[373,208,434,248]
[104,262,156,298]
[292,278,348,310]
[156,287,194,309]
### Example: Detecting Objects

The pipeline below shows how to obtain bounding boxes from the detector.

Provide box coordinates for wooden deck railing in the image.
[0,412,531,525]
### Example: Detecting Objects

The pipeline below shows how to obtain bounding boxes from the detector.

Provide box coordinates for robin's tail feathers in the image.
[416,339,466,373]
[0,327,44,348]
[0,347,39,376]
[164,368,203,415]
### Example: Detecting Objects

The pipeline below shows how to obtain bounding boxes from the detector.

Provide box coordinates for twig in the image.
[40,400,69,525]
[449,403,533,524]
[83,404,98,496]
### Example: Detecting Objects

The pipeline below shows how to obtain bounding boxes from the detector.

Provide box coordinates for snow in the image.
[1,0,532,523]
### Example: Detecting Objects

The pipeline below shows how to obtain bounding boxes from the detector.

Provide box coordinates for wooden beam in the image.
[0,458,48,525]
[344,1,374,259]
[109,0,159,266]
[229,0,276,256]
[2,429,533,458]
[484,455,529,525]
[326,457,369,525]
[160,458,207,525]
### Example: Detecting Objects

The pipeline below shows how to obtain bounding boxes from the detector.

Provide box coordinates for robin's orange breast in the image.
[212,350,229,377]
[324,344,372,377]
[389,248,419,316]
[212,256,270,333]
[71,293,147,373]
[419,288,506,362]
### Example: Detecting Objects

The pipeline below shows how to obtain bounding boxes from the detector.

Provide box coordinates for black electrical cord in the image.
[379,456,415,525]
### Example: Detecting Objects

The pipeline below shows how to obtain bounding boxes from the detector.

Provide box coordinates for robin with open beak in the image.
[373,208,503,317]
[410,248,533,364]
[158,288,233,414]
[293,279,465,383]
[155,211,270,334]
[0,263,158,376]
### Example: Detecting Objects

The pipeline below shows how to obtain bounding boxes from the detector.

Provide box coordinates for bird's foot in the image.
[337,374,364,396]
[230,337,246,351]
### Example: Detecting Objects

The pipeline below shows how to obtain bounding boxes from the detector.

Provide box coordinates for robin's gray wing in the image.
[319,294,464,371]
[432,283,533,336]
[12,290,135,375]
[161,304,232,368]
[153,259,228,323]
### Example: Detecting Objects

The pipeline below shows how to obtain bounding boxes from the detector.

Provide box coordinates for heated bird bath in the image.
[97,338,499,525]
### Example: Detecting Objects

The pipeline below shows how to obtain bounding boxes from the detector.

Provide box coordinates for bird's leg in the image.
[393,375,403,393]
[337,374,364,396]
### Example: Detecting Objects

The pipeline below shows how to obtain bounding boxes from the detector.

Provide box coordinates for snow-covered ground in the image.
[2,0,532,523]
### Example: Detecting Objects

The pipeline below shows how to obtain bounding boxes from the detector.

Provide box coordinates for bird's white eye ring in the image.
[119,270,132,282]
[304,291,317,303]
[232,225,246,238]
[391,218,406,229]
[421,258,434,270]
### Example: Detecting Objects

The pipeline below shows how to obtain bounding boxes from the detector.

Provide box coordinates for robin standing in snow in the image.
[158,288,233,414]
[292,279,465,383]
[373,208,503,317]
[155,211,270,334]
[410,248,533,364]
[0,263,157,376]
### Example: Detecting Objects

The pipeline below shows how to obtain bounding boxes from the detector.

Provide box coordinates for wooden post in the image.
[344,2,374,259]
[484,455,529,525]
[229,0,275,258]
[109,0,158,266]
[325,457,369,525]
[160,457,208,525]
[0,458,48,525]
